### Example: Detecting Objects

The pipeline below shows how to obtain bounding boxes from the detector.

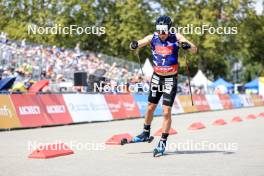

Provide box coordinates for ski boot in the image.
[120,132,154,145]
[132,132,154,143]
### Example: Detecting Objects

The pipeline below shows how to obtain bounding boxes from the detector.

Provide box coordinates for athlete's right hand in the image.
[130,41,138,50]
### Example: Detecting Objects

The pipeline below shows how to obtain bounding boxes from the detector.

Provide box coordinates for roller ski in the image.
[153,148,165,157]
[153,133,168,157]
[153,141,166,157]
[121,132,154,145]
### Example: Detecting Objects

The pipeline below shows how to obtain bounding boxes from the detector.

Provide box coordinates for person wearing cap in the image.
[129,15,197,156]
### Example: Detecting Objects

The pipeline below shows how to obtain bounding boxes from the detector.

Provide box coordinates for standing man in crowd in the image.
[129,15,197,156]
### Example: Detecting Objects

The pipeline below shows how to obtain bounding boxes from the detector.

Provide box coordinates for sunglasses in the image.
[156,25,169,35]
[156,30,169,35]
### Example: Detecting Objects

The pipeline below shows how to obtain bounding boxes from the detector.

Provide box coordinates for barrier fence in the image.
[0,93,263,129]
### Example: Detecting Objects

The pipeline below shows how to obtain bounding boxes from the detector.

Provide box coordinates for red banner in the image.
[10,94,50,127]
[119,94,141,118]
[218,94,233,109]
[38,94,73,125]
[193,95,211,111]
[104,94,140,119]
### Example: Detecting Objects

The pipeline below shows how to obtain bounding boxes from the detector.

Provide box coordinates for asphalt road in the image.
[0,106,264,176]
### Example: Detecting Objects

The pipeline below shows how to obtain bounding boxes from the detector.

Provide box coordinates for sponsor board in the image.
[192,95,211,111]
[104,94,140,119]
[10,94,50,127]
[63,94,112,122]
[229,94,243,108]
[251,95,264,106]
[238,94,254,107]
[218,94,233,109]
[178,95,197,113]
[38,94,73,125]
[133,94,148,117]
[0,95,21,128]
[171,96,184,114]
[205,94,223,110]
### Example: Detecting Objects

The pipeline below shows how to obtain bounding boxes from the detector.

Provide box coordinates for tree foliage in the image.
[0,0,263,82]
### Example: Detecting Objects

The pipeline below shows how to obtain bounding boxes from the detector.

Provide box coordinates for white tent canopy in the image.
[191,70,212,91]
[142,58,153,78]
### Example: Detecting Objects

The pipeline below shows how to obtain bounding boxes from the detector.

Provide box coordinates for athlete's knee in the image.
[147,102,156,113]
[163,106,171,118]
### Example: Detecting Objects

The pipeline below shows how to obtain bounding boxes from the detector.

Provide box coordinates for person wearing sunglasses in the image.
[130,15,197,156]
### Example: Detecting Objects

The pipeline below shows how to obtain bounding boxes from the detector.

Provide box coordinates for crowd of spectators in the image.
[0,32,147,93]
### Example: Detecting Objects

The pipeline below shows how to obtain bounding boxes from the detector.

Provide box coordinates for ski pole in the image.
[135,49,145,77]
[183,51,194,106]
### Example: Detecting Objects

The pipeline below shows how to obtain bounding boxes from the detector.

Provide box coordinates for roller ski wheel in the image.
[120,138,128,145]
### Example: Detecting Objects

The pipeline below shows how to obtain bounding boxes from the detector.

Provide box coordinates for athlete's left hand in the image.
[181,42,191,50]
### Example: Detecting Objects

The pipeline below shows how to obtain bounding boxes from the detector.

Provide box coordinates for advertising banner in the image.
[104,94,140,119]
[192,95,211,111]
[10,94,50,127]
[205,94,223,110]
[238,94,254,107]
[133,94,148,117]
[218,94,233,109]
[251,95,264,106]
[104,94,128,119]
[119,94,141,118]
[38,94,73,125]
[171,96,184,114]
[178,95,197,113]
[63,94,112,122]
[229,94,243,108]
[0,95,21,129]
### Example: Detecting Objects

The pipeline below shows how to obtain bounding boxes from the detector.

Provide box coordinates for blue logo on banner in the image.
[229,94,242,108]
[133,93,163,117]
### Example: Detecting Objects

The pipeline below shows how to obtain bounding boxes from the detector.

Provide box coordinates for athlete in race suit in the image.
[129,15,197,156]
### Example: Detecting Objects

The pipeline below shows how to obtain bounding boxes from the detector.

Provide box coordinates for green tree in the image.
[93,0,154,61]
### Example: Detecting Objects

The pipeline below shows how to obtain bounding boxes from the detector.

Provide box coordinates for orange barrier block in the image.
[246,114,257,120]
[28,143,74,159]
[154,128,177,136]
[231,116,243,123]
[105,133,133,145]
[212,119,227,126]
[258,112,264,118]
[188,122,206,130]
